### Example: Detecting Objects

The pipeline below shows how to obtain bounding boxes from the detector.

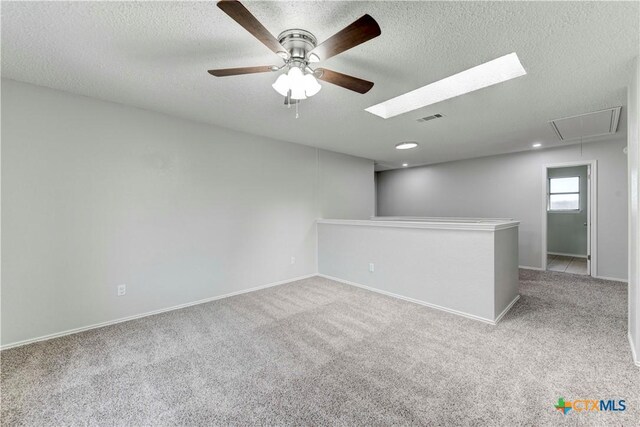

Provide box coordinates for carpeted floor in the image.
[1,270,638,426]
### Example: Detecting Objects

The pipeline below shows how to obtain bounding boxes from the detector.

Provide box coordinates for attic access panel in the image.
[549,107,621,141]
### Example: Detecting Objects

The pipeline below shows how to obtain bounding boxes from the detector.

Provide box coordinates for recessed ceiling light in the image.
[365,52,527,119]
[395,142,418,150]
[402,163,408,167]
[532,143,542,148]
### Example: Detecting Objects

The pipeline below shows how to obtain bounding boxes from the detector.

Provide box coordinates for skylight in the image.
[365,53,526,119]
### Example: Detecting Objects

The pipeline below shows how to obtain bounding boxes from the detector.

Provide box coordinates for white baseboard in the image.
[593,275,628,283]
[519,265,627,283]
[0,274,316,351]
[629,333,640,367]
[318,273,513,325]
[518,265,544,271]
[547,252,587,259]
[494,295,521,324]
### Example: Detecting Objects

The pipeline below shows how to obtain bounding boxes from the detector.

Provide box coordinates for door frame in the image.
[541,160,598,276]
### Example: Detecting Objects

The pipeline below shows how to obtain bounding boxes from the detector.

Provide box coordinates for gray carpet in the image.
[1,270,638,426]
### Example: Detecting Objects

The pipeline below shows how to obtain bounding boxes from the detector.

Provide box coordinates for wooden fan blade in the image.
[208,66,276,77]
[217,0,288,57]
[309,14,381,61]
[316,68,374,94]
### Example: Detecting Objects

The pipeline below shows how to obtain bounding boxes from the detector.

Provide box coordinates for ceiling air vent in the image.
[417,113,444,123]
[549,107,621,141]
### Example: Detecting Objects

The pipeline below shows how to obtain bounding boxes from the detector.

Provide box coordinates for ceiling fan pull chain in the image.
[296,100,299,119]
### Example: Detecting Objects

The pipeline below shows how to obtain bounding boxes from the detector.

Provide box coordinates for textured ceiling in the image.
[2,1,638,169]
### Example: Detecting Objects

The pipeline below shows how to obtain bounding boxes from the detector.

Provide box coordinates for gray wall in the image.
[376,139,628,280]
[318,150,374,220]
[628,56,639,363]
[318,222,516,322]
[0,79,374,346]
[547,166,588,256]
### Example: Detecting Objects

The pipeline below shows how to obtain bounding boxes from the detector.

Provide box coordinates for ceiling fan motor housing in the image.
[278,29,317,62]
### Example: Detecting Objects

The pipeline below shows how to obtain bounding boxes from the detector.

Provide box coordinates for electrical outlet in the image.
[291,256,296,265]
[369,263,375,272]
[117,284,126,296]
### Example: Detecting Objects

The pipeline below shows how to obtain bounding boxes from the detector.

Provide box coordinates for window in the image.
[548,177,580,211]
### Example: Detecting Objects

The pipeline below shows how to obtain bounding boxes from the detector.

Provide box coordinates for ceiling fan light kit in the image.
[271,64,322,100]
[209,0,380,118]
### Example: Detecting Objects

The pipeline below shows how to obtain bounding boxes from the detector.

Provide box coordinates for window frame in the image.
[547,176,581,213]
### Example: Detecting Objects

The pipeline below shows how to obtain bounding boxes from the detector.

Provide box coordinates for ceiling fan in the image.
[208,0,381,110]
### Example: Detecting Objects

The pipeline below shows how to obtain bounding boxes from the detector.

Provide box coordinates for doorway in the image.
[542,161,597,276]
